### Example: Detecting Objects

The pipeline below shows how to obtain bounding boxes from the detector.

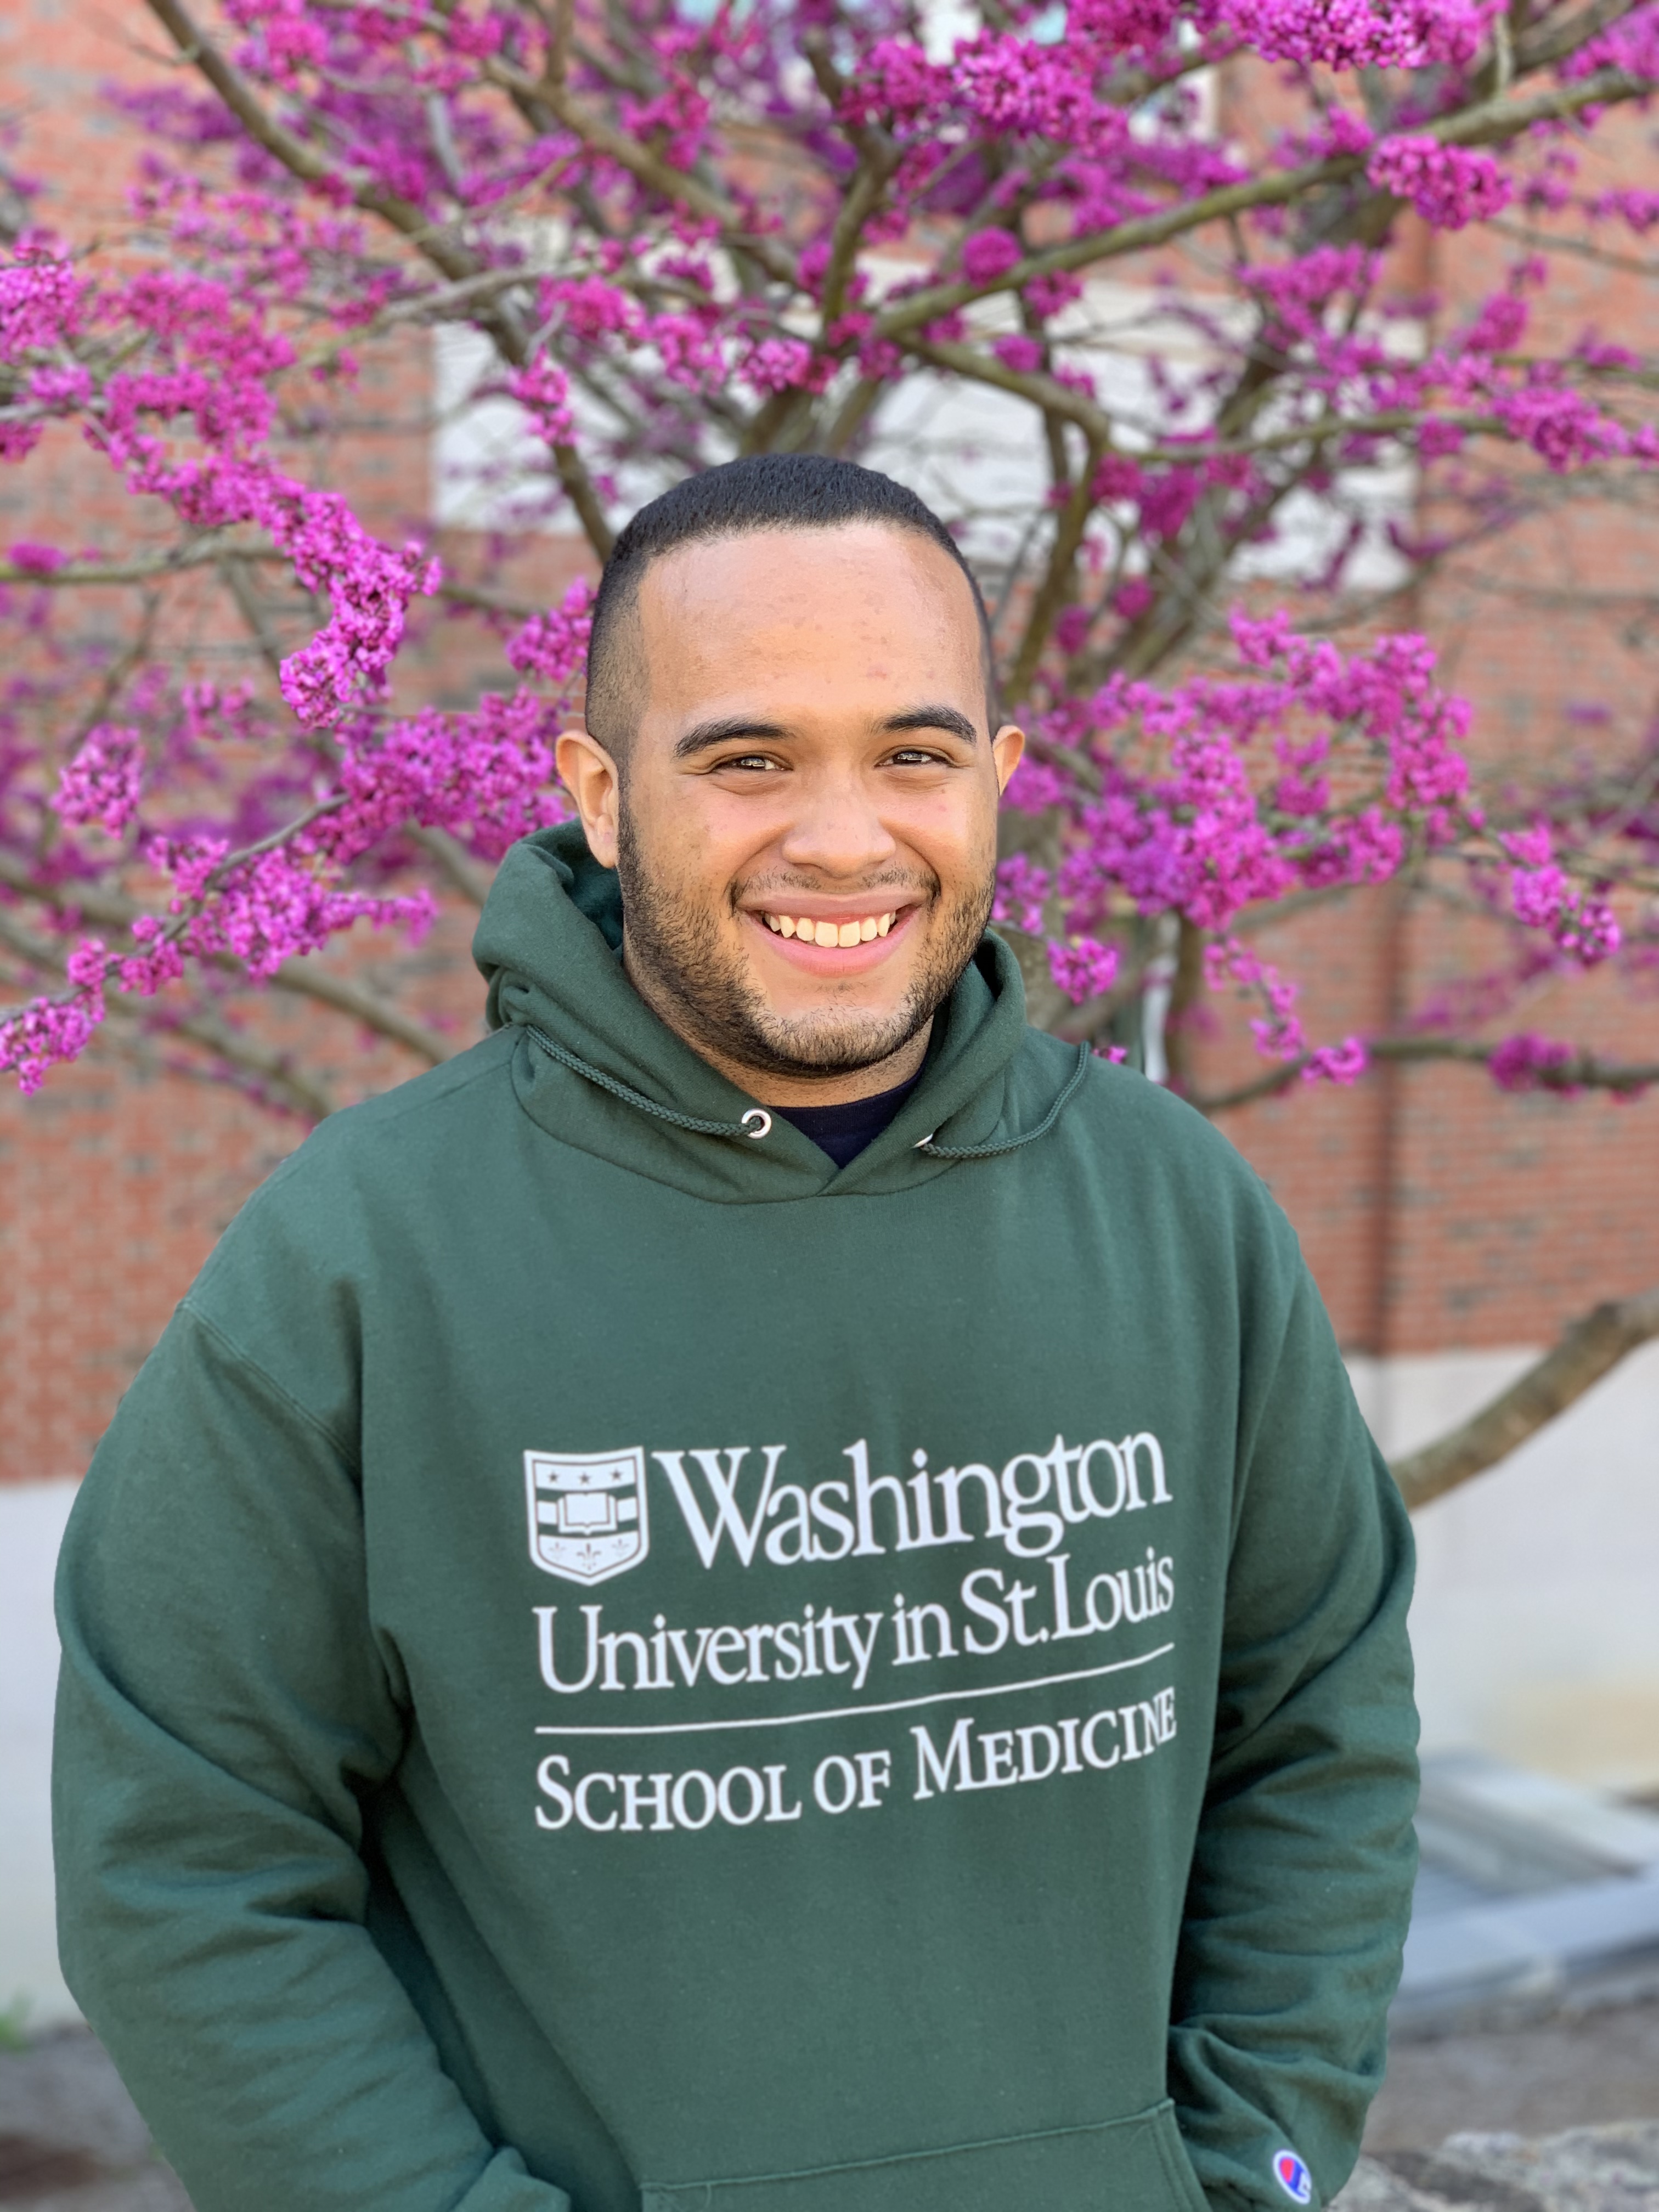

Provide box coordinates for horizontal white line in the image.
[532,1643,1175,1737]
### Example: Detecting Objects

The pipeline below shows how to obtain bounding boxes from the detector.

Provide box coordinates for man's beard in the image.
[614,807,992,1081]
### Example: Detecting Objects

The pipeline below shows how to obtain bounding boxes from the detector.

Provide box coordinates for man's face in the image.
[557,524,1024,1096]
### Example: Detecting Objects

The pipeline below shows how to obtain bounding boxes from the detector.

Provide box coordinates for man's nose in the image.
[776,769,900,878]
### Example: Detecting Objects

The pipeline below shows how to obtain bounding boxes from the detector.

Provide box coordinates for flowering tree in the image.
[2,0,1658,1497]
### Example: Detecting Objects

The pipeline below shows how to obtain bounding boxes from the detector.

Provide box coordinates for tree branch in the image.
[0,851,458,1065]
[140,0,615,558]
[1503,0,1642,80]
[478,52,799,292]
[405,823,494,907]
[1390,1284,1659,1510]
[1190,1033,1659,1114]
[871,67,1646,345]
[800,30,902,328]
[141,0,465,264]
[1006,437,1106,702]
[0,907,338,1119]
[902,333,1118,446]
[0,543,284,588]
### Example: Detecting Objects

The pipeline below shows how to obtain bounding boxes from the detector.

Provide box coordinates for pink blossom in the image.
[0,988,106,1096]
[54,725,146,837]
[1024,272,1085,317]
[1230,0,1502,69]
[1587,188,1659,233]
[742,337,821,395]
[962,230,1024,284]
[839,40,953,127]
[991,333,1045,374]
[1489,1032,1579,1094]
[7,540,66,573]
[1005,758,1073,814]
[952,36,1097,141]
[506,579,594,691]
[507,359,574,446]
[1303,1038,1368,1085]
[1068,0,1182,56]
[0,255,85,359]
[1561,3,1659,82]
[542,276,640,343]
[1286,109,1375,162]
[1367,137,1514,231]
[1418,419,1465,458]
[1048,937,1120,1005]
[65,939,110,992]
[1553,898,1621,967]
[1492,383,1633,472]
[994,854,1051,935]
[646,312,725,393]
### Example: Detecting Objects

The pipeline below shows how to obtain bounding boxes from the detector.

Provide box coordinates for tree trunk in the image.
[1389,1284,1659,1511]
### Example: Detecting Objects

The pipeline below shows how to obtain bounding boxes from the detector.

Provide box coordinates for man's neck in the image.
[620,942,932,1107]
[723,1025,930,1108]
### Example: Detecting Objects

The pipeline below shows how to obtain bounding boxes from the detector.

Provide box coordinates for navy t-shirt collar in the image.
[771,1070,924,1169]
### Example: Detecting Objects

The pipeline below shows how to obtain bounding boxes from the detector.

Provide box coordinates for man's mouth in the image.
[758,909,896,947]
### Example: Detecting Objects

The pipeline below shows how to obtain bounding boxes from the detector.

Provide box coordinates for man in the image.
[54,455,1417,2212]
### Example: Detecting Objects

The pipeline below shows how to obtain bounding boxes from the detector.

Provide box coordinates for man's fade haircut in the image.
[583,454,999,759]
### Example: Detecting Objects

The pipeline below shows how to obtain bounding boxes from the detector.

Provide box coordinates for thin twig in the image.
[1190,1032,1659,1114]
[0,850,456,1065]
[0,907,338,1119]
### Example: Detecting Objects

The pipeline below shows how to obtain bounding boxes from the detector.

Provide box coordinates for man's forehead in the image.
[633,524,983,710]
[639,523,980,635]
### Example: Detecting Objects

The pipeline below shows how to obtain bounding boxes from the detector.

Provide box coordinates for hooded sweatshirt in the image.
[53,822,1418,2212]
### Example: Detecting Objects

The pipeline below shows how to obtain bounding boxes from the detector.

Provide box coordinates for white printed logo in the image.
[525,1449,649,1584]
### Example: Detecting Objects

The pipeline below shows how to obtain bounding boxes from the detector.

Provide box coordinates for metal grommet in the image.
[914,1131,936,1149]
[741,1108,772,1140]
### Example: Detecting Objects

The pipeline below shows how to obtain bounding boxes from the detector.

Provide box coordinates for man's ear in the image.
[991,723,1026,794]
[555,730,622,867]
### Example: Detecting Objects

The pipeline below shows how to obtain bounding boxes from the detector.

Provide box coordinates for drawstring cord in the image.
[526,1025,1090,1158]
[913,1042,1091,1159]
[524,1026,772,1140]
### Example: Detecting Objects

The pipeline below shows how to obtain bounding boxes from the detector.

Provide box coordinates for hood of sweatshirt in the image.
[472,821,1087,1202]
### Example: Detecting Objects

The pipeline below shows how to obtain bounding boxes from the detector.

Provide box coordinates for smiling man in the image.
[54,457,1418,2212]
[557,466,1025,1158]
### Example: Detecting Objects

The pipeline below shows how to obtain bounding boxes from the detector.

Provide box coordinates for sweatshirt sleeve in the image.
[52,1299,572,2212]
[1166,1242,1419,2212]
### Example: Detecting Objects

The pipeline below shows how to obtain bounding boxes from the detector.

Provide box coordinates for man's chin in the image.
[725,998,926,1081]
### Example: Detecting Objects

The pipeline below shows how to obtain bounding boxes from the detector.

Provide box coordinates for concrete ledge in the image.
[1335,2121,1659,2209]
[1398,1870,1659,2021]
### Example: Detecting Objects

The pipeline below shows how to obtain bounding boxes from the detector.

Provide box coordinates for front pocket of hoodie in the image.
[641,2100,1211,2212]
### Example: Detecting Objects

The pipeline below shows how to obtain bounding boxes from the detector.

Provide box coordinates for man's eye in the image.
[715,752,786,772]
[886,746,947,766]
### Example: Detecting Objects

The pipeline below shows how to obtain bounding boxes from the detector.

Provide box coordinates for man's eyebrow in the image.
[672,702,981,760]
[880,704,980,745]
[673,715,790,760]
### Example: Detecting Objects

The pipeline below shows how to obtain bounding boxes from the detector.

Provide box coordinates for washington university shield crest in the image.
[523,1448,650,1585]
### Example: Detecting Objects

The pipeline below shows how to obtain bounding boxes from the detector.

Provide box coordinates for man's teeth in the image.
[762,912,895,945]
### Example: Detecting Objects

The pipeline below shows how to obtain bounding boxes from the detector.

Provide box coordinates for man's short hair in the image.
[583,454,998,757]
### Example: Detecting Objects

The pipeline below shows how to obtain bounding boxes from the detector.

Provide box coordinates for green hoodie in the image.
[54,823,1417,2212]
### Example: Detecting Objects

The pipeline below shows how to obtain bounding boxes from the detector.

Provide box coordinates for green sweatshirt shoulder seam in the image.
[178,1296,360,1473]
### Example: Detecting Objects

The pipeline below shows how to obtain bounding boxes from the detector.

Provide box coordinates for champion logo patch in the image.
[1273,2149,1313,2204]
